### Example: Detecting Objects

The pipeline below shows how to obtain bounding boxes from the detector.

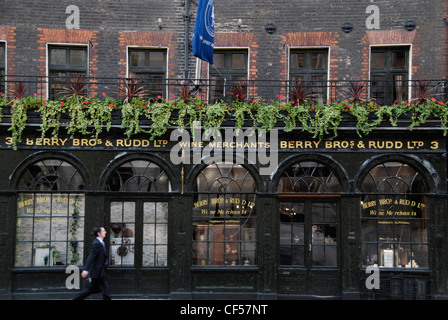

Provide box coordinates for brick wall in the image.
[0,0,446,95]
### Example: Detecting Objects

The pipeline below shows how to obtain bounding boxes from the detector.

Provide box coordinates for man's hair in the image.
[92,226,103,237]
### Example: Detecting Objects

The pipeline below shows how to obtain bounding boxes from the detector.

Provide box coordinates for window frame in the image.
[0,41,6,95]
[192,163,257,267]
[209,49,249,103]
[289,48,329,104]
[127,47,168,100]
[105,159,172,268]
[47,44,88,100]
[360,161,429,269]
[370,45,410,105]
[277,160,341,267]
[15,159,86,268]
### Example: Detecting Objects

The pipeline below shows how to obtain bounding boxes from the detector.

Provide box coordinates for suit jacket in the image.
[84,238,108,278]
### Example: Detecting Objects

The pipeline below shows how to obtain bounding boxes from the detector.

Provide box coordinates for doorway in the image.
[279,198,341,296]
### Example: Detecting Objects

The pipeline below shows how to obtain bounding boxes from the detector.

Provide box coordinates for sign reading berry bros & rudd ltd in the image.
[0,135,443,151]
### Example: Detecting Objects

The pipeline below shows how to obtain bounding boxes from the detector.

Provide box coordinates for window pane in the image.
[193,164,257,266]
[361,162,428,269]
[70,49,86,67]
[110,201,135,266]
[143,202,168,267]
[393,51,406,68]
[393,74,407,103]
[231,53,246,69]
[15,193,85,267]
[371,51,385,68]
[213,53,225,68]
[0,45,4,65]
[130,51,146,67]
[311,53,326,69]
[149,51,165,67]
[291,53,305,69]
[277,161,341,193]
[50,49,67,66]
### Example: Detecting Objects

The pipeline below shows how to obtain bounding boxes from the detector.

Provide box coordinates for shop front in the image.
[0,122,446,300]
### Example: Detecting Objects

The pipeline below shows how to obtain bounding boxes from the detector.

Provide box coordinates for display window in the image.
[192,163,257,266]
[361,162,429,269]
[15,159,85,267]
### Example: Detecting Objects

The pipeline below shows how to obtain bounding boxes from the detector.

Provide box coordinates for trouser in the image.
[72,275,111,300]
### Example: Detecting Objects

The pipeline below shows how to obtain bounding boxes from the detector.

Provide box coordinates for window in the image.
[192,163,257,266]
[370,47,409,105]
[290,49,328,104]
[106,160,171,267]
[0,42,5,95]
[128,48,167,100]
[15,159,85,267]
[278,161,340,267]
[209,50,248,103]
[361,162,428,268]
[48,46,88,99]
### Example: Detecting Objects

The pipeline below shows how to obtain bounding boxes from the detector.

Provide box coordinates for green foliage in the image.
[0,92,447,149]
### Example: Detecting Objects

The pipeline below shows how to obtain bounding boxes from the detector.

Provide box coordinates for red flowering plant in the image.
[2,76,448,150]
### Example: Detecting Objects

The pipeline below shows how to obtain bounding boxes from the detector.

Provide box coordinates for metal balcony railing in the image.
[1,75,447,106]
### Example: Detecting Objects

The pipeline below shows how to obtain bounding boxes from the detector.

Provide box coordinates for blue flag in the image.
[192,0,214,64]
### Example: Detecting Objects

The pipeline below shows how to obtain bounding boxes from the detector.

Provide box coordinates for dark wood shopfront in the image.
[0,125,446,300]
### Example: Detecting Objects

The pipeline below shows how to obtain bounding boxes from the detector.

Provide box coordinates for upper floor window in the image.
[290,49,328,104]
[209,49,248,103]
[128,48,167,100]
[48,45,88,99]
[370,46,409,105]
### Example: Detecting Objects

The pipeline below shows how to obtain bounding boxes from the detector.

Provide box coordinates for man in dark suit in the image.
[73,226,111,300]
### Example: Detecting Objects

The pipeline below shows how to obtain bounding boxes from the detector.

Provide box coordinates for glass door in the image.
[279,199,340,295]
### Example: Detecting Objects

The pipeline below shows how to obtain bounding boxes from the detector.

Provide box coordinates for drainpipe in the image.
[184,0,191,80]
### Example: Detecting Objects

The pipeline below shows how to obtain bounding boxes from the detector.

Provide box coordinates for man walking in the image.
[73,226,111,300]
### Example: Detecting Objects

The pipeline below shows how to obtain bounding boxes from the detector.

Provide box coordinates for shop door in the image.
[107,199,169,294]
[279,198,341,296]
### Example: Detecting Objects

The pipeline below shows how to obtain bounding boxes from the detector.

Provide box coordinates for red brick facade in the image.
[36,28,99,97]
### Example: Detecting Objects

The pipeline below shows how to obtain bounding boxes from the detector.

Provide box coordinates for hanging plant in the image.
[39,100,64,140]
[3,87,448,148]
[69,195,81,265]
[8,99,28,150]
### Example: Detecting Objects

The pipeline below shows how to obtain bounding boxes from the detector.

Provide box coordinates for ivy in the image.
[0,94,447,149]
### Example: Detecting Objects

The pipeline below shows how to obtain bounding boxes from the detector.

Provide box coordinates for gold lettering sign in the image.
[193,197,255,216]
[362,197,425,221]
[0,136,442,151]
[280,140,441,150]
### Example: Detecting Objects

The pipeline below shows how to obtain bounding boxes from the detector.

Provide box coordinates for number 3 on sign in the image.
[430,141,439,150]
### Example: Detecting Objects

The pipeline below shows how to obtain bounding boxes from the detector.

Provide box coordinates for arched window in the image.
[277,161,342,193]
[106,160,171,192]
[105,160,171,267]
[192,163,257,266]
[278,161,341,267]
[15,159,85,267]
[361,162,428,268]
